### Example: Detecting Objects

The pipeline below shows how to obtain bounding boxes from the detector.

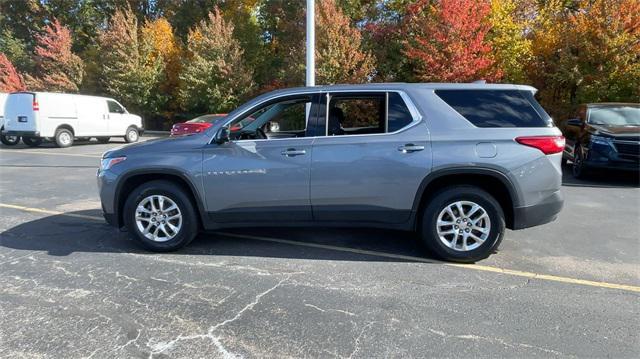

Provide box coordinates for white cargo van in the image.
[3,92,143,147]
[0,92,21,145]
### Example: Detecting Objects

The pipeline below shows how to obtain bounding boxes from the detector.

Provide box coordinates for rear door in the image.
[309,91,431,224]
[4,92,37,133]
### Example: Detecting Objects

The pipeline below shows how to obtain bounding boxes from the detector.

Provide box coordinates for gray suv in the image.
[98,83,564,262]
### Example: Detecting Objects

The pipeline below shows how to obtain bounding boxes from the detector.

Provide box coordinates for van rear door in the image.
[4,92,38,135]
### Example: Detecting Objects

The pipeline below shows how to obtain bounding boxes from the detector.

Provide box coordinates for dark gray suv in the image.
[98,83,564,262]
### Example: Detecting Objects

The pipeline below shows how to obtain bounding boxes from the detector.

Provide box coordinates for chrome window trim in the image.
[207,89,423,144]
[322,89,423,139]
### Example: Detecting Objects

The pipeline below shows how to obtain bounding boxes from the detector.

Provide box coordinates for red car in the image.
[170,114,227,136]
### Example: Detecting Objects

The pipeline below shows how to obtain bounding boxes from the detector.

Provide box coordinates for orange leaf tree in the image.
[403,0,501,82]
[0,53,26,92]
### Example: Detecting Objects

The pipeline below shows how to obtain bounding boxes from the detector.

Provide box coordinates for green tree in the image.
[0,28,31,72]
[98,7,164,114]
[178,8,253,113]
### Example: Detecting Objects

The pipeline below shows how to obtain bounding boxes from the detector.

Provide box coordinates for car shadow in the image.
[561,162,639,188]
[0,210,435,263]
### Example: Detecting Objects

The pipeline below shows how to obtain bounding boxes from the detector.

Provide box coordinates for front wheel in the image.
[124,127,139,143]
[22,136,43,147]
[419,185,505,263]
[0,128,20,146]
[572,146,588,179]
[123,180,199,252]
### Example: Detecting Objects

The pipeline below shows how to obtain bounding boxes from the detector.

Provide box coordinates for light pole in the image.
[306,0,315,87]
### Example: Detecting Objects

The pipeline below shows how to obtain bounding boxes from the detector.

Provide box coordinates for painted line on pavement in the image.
[1,202,639,293]
[0,150,101,158]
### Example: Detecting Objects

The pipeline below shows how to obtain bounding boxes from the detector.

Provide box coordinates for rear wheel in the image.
[124,127,139,143]
[419,185,505,263]
[54,128,74,148]
[97,137,110,144]
[123,180,199,252]
[22,136,43,147]
[0,127,20,146]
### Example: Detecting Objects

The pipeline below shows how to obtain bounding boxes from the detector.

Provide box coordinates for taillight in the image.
[515,136,565,155]
[32,100,39,111]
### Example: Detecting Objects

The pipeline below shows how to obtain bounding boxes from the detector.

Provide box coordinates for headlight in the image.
[590,135,611,146]
[100,156,126,170]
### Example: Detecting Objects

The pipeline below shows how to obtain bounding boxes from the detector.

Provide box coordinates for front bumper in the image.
[512,190,564,230]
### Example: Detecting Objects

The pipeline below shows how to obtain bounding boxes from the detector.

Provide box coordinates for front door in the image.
[202,94,320,223]
[106,100,127,135]
[310,91,432,224]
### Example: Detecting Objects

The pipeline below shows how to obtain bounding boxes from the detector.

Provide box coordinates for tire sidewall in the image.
[125,127,139,143]
[55,129,74,148]
[572,146,586,178]
[123,181,198,252]
[421,186,505,263]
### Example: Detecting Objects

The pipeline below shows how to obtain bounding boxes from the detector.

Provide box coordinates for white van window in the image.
[107,101,125,114]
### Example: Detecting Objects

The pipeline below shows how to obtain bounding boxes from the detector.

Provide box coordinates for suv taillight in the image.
[515,136,565,155]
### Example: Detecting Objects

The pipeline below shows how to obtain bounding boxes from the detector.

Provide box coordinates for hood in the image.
[589,124,640,137]
[102,132,209,159]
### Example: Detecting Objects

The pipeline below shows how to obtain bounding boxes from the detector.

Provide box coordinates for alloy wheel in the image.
[436,201,491,251]
[135,195,182,242]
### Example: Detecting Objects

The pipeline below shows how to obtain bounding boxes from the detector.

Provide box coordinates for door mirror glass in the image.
[215,127,230,144]
[566,118,582,127]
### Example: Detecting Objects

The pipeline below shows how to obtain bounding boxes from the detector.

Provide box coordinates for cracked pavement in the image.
[0,138,638,358]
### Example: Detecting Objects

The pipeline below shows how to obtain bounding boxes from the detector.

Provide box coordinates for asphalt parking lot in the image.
[0,137,638,358]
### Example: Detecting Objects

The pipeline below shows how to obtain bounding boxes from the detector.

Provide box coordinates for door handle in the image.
[281,148,307,157]
[398,144,425,153]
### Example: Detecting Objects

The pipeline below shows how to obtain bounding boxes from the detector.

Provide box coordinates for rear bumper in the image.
[2,130,39,137]
[512,190,563,230]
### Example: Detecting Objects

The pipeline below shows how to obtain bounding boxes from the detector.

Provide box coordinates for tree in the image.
[0,29,31,72]
[98,7,164,115]
[178,8,253,113]
[488,0,532,83]
[25,18,83,92]
[403,0,500,82]
[0,53,26,92]
[141,17,182,111]
[316,0,375,84]
[528,0,640,118]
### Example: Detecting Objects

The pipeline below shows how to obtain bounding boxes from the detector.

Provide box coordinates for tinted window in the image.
[229,96,312,140]
[107,100,125,114]
[388,93,413,132]
[327,95,385,136]
[435,90,550,127]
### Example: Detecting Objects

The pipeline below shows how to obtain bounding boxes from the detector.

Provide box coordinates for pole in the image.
[306,0,315,87]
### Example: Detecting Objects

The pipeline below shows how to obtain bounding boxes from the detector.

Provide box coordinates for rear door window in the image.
[387,92,414,132]
[435,89,551,128]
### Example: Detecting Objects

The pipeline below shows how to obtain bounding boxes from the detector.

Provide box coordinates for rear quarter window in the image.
[435,89,552,128]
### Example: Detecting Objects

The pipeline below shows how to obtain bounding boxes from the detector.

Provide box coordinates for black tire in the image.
[54,128,74,148]
[419,185,505,263]
[0,127,20,146]
[123,180,199,252]
[22,136,43,147]
[572,145,588,179]
[97,137,110,144]
[124,127,139,143]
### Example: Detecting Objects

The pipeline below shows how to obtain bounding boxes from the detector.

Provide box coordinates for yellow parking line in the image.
[0,150,101,158]
[1,202,639,293]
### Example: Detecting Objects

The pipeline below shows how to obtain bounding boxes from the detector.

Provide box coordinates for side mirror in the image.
[215,127,230,144]
[566,118,582,127]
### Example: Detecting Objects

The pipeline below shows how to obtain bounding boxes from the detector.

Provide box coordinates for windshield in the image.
[187,114,226,124]
[588,106,640,126]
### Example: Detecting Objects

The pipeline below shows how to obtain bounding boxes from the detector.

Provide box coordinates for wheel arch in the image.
[412,167,520,230]
[114,169,206,229]
[55,124,75,136]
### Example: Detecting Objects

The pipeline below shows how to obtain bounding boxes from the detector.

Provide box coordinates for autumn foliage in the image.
[403,0,500,82]
[0,0,638,127]
[0,53,25,92]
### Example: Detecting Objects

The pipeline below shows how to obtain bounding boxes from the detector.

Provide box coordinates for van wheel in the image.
[0,128,20,146]
[419,185,505,263]
[123,180,199,252]
[54,128,74,148]
[124,127,139,143]
[22,137,43,147]
[97,137,110,144]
